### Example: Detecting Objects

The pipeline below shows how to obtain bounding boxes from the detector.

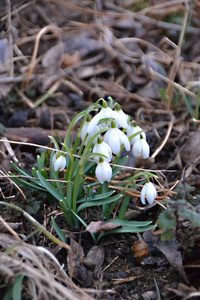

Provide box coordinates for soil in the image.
[1,1,200,299]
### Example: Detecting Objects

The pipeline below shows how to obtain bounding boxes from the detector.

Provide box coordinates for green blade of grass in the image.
[77,193,122,213]
[51,217,68,244]
[13,275,25,300]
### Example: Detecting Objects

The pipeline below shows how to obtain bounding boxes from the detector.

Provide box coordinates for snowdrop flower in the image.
[92,137,112,163]
[132,135,149,159]
[53,153,66,172]
[141,180,157,205]
[81,115,100,145]
[87,100,128,134]
[104,121,130,155]
[95,157,112,184]
[114,104,129,123]
[127,122,146,145]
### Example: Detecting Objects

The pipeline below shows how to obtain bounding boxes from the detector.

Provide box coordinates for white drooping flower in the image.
[114,104,129,124]
[92,137,112,163]
[87,101,128,134]
[52,153,66,172]
[95,157,112,184]
[132,135,149,159]
[104,121,130,155]
[127,122,146,146]
[80,115,100,145]
[141,181,157,205]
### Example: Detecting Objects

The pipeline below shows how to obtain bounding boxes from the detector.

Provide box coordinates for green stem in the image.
[101,181,109,217]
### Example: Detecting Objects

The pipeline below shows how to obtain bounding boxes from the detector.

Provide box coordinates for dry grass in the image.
[1,0,200,298]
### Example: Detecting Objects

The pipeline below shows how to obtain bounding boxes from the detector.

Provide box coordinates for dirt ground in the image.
[1,1,200,299]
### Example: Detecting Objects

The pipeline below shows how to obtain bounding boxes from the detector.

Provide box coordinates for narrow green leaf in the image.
[77,193,122,213]
[160,88,168,101]
[51,217,68,243]
[48,135,60,150]
[32,167,38,178]
[182,93,193,117]
[11,162,32,177]
[41,168,48,179]
[108,224,156,233]
[9,172,45,191]
[77,191,114,203]
[96,224,156,243]
[12,275,25,300]
[108,218,153,227]
[37,171,64,201]
[112,156,129,177]
[4,287,12,300]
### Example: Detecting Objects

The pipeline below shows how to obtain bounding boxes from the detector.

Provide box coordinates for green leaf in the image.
[112,156,129,177]
[160,87,168,101]
[83,160,95,174]
[179,207,200,228]
[182,93,193,118]
[32,167,38,178]
[9,171,45,191]
[51,217,68,243]
[48,135,60,150]
[41,168,48,179]
[12,275,25,300]
[37,171,64,201]
[158,208,177,241]
[108,224,156,234]
[108,218,153,227]
[77,191,114,203]
[4,288,12,300]
[37,155,45,172]
[77,193,122,213]
[97,224,156,243]
[11,162,32,177]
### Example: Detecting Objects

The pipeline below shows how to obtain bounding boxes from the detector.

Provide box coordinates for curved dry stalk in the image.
[0,215,21,240]
[151,69,197,99]
[165,2,190,109]
[26,25,62,87]
[151,114,175,159]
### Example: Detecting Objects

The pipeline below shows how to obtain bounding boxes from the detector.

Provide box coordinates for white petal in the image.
[132,140,142,157]
[132,139,150,158]
[141,184,147,204]
[52,153,57,164]
[92,142,112,162]
[80,122,89,141]
[146,182,157,204]
[53,155,66,172]
[95,161,112,184]
[95,164,104,184]
[141,140,150,159]
[87,110,103,134]
[112,110,128,129]
[117,129,130,151]
[102,161,112,182]
[104,128,121,155]
[114,109,129,122]
[141,182,157,205]
[127,125,146,145]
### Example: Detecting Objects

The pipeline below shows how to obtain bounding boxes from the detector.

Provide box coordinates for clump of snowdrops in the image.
[11,97,157,243]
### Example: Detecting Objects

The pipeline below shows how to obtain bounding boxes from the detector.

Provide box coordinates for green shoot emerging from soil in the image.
[11,97,157,244]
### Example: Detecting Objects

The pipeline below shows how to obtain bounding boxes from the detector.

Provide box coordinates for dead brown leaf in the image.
[86,221,121,234]
[156,239,189,284]
[0,222,21,233]
[83,245,105,278]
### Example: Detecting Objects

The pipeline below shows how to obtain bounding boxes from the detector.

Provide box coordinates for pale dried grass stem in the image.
[26,25,62,87]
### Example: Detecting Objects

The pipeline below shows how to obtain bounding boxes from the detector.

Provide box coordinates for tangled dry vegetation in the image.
[1,0,200,299]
